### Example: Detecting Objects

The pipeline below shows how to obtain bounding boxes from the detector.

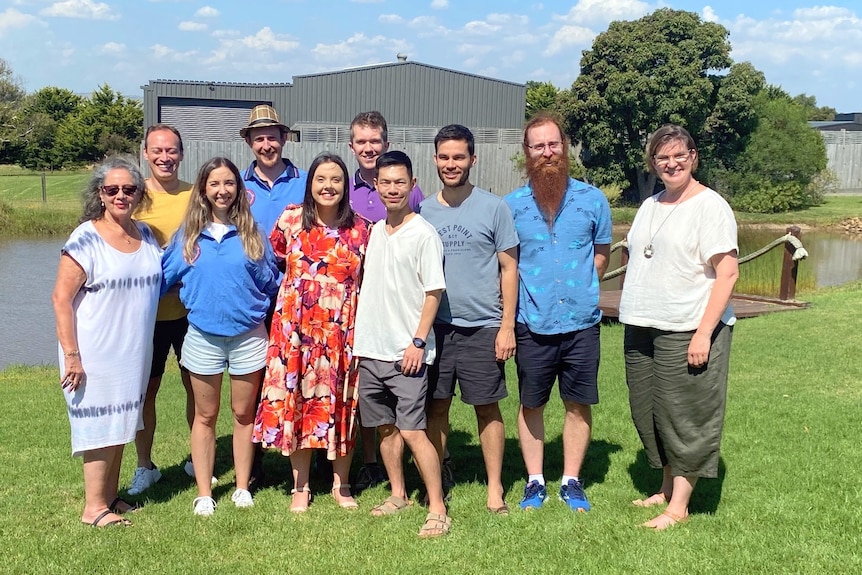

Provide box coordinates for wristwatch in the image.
[412,337,426,349]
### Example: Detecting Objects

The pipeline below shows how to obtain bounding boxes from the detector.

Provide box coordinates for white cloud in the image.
[464,20,501,35]
[0,7,41,33]
[195,6,219,18]
[554,0,649,27]
[178,21,206,31]
[543,24,595,56]
[486,13,529,27]
[238,27,299,51]
[151,44,199,62]
[211,28,240,38]
[456,43,495,56]
[40,0,118,20]
[792,6,855,20]
[702,6,719,24]
[201,27,299,66]
[99,41,125,54]
[379,14,403,24]
[431,0,448,8]
[311,32,409,64]
[408,15,450,37]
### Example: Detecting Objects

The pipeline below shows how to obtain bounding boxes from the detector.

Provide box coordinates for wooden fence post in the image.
[41,172,47,204]
[779,226,801,301]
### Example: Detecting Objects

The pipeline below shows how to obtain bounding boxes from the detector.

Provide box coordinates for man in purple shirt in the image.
[347,111,426,492]
[348,111,424,223]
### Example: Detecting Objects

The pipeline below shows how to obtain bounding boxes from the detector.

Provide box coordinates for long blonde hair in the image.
[182,157,264,263]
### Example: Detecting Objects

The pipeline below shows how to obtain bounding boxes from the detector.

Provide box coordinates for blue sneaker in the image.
[559,479,591,512]
[519,480,547,510]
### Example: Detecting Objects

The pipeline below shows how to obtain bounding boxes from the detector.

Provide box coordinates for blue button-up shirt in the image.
[243,158,307,235]
[504,178,612,335]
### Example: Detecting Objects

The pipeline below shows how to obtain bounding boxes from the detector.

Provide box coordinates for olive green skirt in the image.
[623,322,732,478]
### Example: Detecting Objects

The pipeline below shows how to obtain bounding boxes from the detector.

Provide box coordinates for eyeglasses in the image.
[101,185,139,197]
[653,150,694,166]
[525,141,563,153]
[376,179,411,191]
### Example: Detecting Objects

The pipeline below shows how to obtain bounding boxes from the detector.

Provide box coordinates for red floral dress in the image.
[253,206,371,459]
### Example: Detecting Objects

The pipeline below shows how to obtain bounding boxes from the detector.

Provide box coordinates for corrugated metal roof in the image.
[143,60,526,134]
[293,61,524,88]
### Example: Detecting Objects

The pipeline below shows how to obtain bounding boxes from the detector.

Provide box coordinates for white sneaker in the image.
[127,465,162,495]
[184,459,218,485]
[193,496,216,516]
[231,488,254,508]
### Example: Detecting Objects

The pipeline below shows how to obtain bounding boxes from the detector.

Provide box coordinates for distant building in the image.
[809,113,862,132]
[810,113,862,190]
[141,58,526,142]
[140,58,528,194]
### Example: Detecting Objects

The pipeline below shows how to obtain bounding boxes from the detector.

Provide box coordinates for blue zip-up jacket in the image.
[161,225,280,337]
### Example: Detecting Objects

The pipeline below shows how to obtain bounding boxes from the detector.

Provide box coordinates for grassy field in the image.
[2,282,860,574]
[0,167,87,236]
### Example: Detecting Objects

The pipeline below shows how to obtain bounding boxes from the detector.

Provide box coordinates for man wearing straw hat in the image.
[240,104,308,235]
[240,104,308,487]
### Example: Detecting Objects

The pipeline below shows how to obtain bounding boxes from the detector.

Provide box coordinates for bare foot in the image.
[632,492,669,507]
[641,510,688,530]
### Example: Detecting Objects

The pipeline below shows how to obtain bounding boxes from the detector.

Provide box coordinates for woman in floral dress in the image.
[254,153,372,512]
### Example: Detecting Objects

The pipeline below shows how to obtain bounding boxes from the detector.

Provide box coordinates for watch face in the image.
[412,338,426,349]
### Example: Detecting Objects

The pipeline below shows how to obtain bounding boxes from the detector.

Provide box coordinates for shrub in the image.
[601,182,625,206]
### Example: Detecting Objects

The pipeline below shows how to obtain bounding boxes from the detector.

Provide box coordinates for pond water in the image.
[2,228,861,370]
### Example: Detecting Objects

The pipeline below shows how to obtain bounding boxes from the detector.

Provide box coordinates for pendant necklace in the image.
[643,185,694,259]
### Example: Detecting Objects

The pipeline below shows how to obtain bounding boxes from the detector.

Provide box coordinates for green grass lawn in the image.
[0,167,89,209]
[2,282,860,574]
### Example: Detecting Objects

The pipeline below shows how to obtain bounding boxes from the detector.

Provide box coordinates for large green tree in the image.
[724,90,828,212]
[560,9,759,200]
[525,80,560,120]
[791,93,836,122]
[53,84,142,166]
[18,87,83,169]
[0,58,28,162]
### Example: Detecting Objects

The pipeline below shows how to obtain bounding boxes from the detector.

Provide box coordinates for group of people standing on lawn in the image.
[54,105,738,537]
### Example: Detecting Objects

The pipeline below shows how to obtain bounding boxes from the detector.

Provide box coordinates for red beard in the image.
[526,152,569,225]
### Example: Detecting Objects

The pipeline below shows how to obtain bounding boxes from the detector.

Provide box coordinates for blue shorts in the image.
[515,322,600,408]
[181,323,268,377]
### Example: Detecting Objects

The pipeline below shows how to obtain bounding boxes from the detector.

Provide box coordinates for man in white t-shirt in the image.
[353,150,450,538]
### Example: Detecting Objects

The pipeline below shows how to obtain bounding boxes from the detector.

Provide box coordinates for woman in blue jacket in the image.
[162,157,279,516]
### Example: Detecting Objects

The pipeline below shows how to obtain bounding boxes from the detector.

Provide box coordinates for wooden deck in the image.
[599,290,810,321]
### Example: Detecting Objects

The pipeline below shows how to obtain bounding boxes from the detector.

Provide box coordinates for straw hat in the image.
[239,104,288,138]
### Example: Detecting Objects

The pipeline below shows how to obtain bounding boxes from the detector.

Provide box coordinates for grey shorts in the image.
[428,324,507,406]
[358,359,428,431]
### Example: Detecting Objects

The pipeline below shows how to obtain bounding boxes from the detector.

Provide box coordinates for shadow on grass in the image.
[627,449,727,514]
[443,426,623,500]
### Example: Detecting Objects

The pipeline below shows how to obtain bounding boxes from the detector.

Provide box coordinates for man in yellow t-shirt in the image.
[128,124,198,496]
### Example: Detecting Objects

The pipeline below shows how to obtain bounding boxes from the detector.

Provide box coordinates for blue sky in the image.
[1,0,860,112]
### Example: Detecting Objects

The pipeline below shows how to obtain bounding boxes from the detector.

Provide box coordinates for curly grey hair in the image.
[80,154,150,223]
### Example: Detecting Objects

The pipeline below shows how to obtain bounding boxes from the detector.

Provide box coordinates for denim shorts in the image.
[181,323,268,376]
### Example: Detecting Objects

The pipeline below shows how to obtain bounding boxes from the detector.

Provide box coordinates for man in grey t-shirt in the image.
[420,124,519,514]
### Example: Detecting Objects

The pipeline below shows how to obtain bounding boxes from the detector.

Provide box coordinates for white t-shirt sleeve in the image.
[418,232,446,292]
